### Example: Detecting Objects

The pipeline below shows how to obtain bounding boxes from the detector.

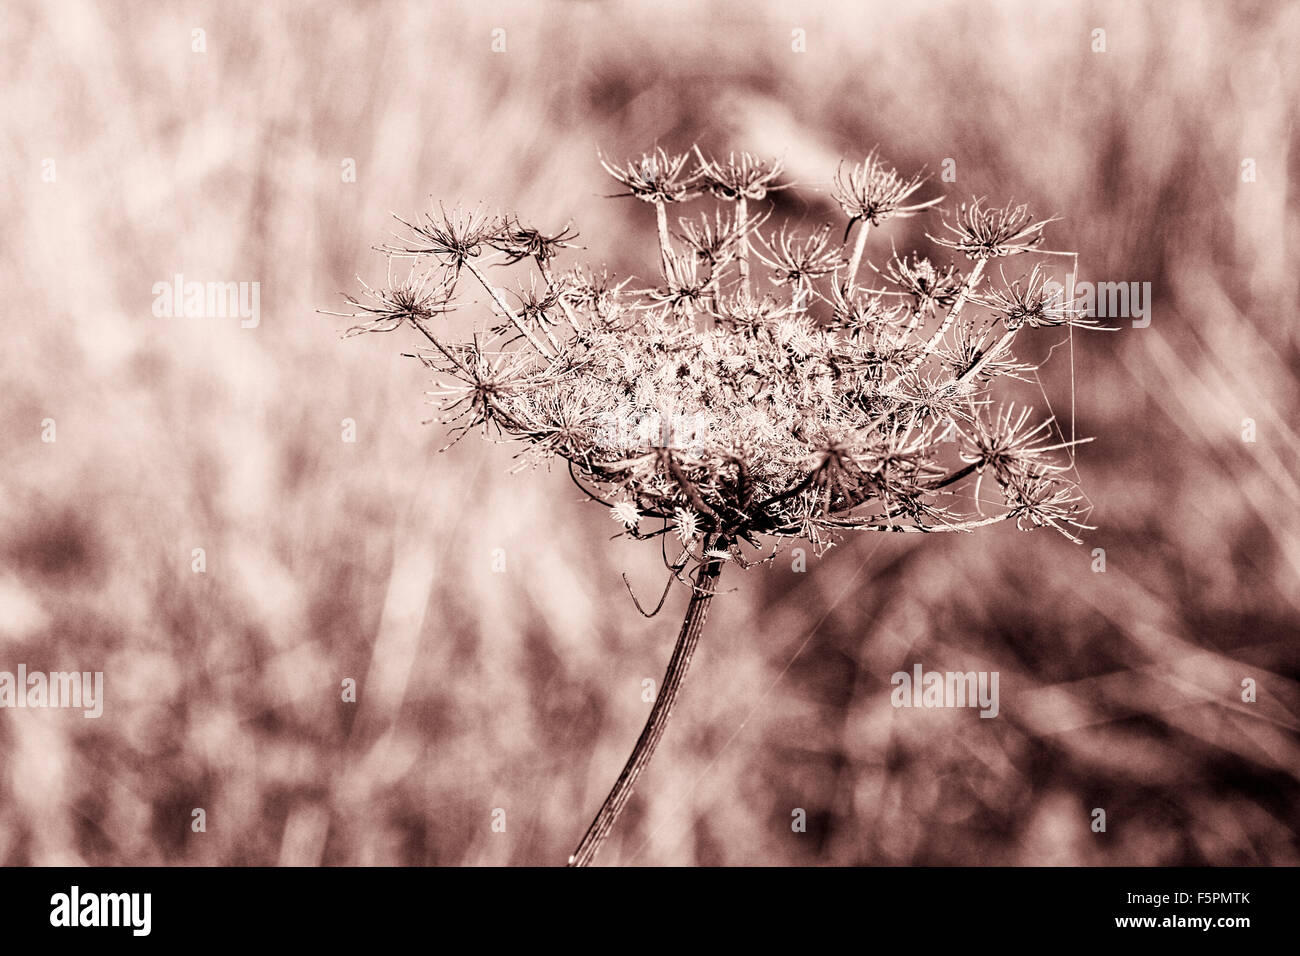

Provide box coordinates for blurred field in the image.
[1,0,1298,865]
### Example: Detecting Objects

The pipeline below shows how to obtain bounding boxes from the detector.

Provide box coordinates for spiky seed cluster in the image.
[599,147,698,204]
[341,265,456,337]
[833,150,944,227]
[491,215,578,264]
[693,148,786,202]
[336,147,1097,566]
[931,198,1055,259]
[755,223,845,288]
[979,263,1093,330]
[677,207,768,268]
[882,253,964,311]
[384,204,500,265]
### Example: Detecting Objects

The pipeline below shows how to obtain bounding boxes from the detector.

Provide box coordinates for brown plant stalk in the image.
[568,541,726,867]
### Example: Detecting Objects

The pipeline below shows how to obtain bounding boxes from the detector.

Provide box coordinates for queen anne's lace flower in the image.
[335,147,1096,555]
[334,148,1102,866]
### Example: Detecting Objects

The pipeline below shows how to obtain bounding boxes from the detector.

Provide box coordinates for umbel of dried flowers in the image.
[334,146,1097,866]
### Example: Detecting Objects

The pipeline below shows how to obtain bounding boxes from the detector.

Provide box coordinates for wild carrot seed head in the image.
[339,147,1098,561]
[833,150,943,227]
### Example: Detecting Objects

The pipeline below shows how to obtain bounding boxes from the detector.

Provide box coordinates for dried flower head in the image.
[827,281,905,337]
[882,253,965,311]
[384,203,500,267]
[978,263,1092,330]
[754,222,845,289]
[1003,466,1092,543]
[931,198,1056,259]
[335,146,1100,867]
[491,215,579,264]
[339,154,1094,555]
[940,324,1031,384]
[693,147,787,202]
[334,264,455,337]
[833,150,943,228]
[648,250,714,307]
[677,206,767,268]
[599,147,698,204]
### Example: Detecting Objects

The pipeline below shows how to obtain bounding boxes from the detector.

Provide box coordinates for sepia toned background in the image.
[2,0,1298,866]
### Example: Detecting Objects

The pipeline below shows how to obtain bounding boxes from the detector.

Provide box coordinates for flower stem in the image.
[736,197,751,293]
[567,549,727,867]
[845,219,872,291]
[905,257,987,371]
[654,200,675,280]
[954,326,1017,387]
[463,259,555,358]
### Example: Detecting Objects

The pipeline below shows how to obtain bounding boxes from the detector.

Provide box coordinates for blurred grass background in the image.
[1,0,1298,865]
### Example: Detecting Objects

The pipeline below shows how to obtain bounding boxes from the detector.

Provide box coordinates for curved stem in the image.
[567,548,727,867]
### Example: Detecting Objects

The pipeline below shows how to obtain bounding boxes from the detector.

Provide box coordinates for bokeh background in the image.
[2,0,1298,866]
